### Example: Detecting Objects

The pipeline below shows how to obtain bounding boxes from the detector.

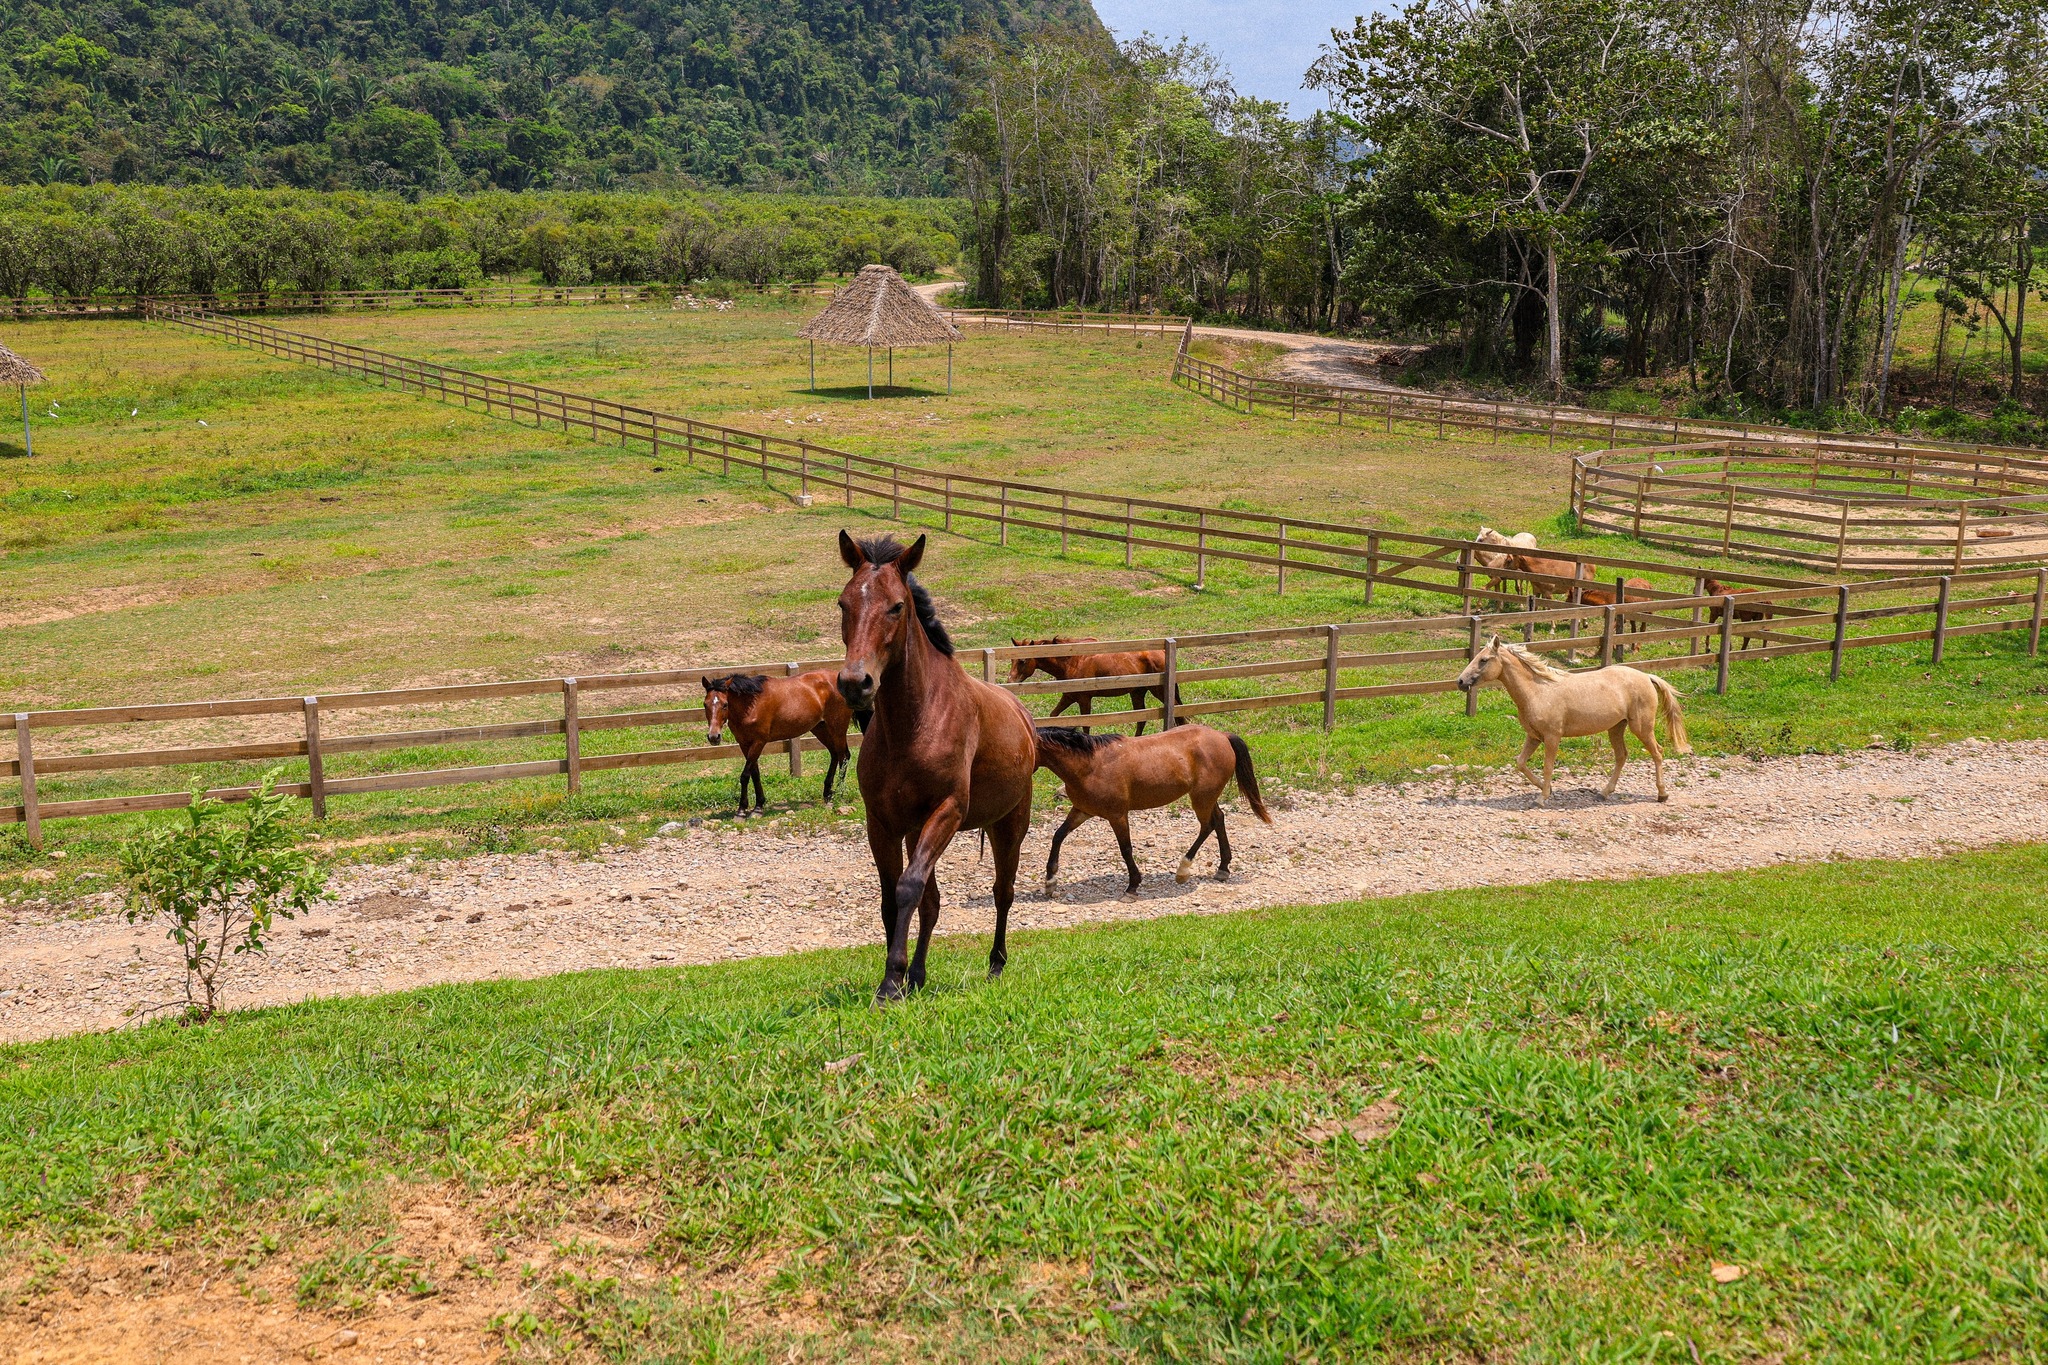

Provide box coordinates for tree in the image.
[120,773,329,1023]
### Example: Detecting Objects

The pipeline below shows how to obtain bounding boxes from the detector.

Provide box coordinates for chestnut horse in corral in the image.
[702,671,857,815]
[837,531,1037,1002]
[1008,638,1181,734]
[1456,636,1692,804]
[1705,577,1770,649]
[1035,724,1271,897]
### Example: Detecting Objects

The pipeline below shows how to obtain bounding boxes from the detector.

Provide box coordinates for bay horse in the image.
[1008,638,1180,734]
[1456,636,1692,804]
[837,531,1036,1002]
[1705,577,1770,649]
[702,671,856,815]
[1035,724,1271,897]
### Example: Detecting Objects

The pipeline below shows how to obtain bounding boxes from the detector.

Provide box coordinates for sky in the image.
[1089,0,1371,114]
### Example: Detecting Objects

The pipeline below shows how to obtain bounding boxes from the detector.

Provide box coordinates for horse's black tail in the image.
[978,829,986,862]
[1227,733,1273,824]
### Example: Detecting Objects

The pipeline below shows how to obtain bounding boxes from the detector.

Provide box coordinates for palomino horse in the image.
[1474,527,1538,598]
[702,671,857,815]
[837,531,1036,1001]
[1008,638,1180,734]
[1034,723,1271,897]
[1456,637,1692,803]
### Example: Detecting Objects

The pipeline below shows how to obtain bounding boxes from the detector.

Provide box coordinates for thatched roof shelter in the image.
[798,264,961,397]
[0,342,45,387]
[3,341,44,457]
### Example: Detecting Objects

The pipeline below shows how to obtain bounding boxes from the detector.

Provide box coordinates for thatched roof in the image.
[799,265,962,347]
[0,342,44,386]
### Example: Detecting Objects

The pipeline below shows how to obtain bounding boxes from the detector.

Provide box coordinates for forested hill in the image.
[0,0,1099,194]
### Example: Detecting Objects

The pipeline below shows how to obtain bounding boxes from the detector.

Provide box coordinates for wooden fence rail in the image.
[1,282,833,320]
[1169,328,2043,462]
[7,569,2044,841]
[149,304,1820,613]
[1572,444,2048,572]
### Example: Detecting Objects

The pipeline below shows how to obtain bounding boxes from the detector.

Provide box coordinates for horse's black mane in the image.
[1036,726,1123,754]
[703,673,767,696]
[856,534,954,657]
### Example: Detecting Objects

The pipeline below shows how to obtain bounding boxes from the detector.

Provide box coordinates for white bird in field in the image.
[130,408,138,416]
[198,420,208,427]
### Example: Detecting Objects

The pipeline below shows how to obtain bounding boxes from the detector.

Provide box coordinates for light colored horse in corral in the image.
[1474,526,1539,597]
[1456,637,1692,803]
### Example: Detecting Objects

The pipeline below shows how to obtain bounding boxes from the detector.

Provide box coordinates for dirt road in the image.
[6,738,2042,1043]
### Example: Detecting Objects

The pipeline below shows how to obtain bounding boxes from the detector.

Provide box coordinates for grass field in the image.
[3,298,2047,893]
[5,845,2045,1359]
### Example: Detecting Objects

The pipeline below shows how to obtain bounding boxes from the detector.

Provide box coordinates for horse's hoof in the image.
[874,981,908,1005]
[1174,858,1194,884]
[1120,890,1141,903]
[1657,793,1670,803]
[1215,869,1231,883]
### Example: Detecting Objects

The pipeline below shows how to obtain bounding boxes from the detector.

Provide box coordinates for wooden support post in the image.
[562,678,582,794]
[1195,512,1207,588]
[1466,617,1482,715]
[1161,640,1178,729]
[1830,586,1849,683]
[1953,504,1968,573]
[1323,625,1340,731]
[1834,501,1849,572]
[14,716,38,849]
[1716,598,1734,694]
[786,663,803,776]
[1932,576,1952,663]
[999,484,1009,546]
[2031,568,2046,658]
[891,466,901,520]
[302,697,327,819]
[982,647,995,682]
[1276,523,1288,595]
[1632,475,1646,538]
[1600,605,1617,668]
[1124,500,1134,567]
[944,476,952,533]
[1364,532,1378,605]
[1457,547,1472,610]
[844,452,853,507]
[1723,484,1736,554]
[1060,494,1069,554]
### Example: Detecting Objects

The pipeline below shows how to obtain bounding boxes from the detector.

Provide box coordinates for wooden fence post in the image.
[1124,500,1134,568]
[1632,474,1646,538]
[982,647,995,682]
[1834,501,1850,572]
[943,476,952,533]
[1323,625,1341,731]
[302,697,327,819]
[1830,585,1849,683]
[892,465,901,519]
[1060,494,1069,554]
[1161,640,1178,729]
[1000,484,1009,546]
[844,452,853,507]
[1716,599,1733,694]
[1195,512,1207,588]
[2031,568,2046,658]
[1932,576,1952,663]
[785,663,802,777]
[1722,485,1736,554]
[1466,617,1482,715]
[563,678,582,794]
[14,717,38,849]
[1276,523,1288,595]
[1952,504,1968,573]
[1364,532,1378,605]
[1457,547,1472,610]
[1599,605,1617,667]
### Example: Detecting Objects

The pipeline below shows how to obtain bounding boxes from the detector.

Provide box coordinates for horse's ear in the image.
[838,529,864,570]
[896,534,926,576]
[1489,634,1503,648]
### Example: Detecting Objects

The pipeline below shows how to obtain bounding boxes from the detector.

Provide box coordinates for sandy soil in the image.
[6,738,2045,1044]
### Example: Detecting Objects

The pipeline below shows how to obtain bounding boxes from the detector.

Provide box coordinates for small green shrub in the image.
[119,771,329,1023]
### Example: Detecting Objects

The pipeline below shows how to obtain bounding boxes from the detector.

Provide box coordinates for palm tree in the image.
[346,70,377,114]
[35,155,78,186]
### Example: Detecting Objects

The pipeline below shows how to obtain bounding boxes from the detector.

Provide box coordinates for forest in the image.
[0,185,961,295]
[0,0,1094,193]
[951,0,2046,429]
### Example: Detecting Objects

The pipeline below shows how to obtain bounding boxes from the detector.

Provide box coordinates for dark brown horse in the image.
[837,531,1037,1001]
[1034,723,1271,897]
[702,671,856,814]
[1008,638,1181,734]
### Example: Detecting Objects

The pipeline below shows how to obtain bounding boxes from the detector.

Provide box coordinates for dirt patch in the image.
[5,739,2048,1044]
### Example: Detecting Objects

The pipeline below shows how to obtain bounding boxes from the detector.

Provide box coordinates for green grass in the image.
[7,846,2048,1359]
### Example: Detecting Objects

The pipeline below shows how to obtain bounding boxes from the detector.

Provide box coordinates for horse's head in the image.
[1456,635,1509,694]
[1475,525,1505,547]
[701,674,762,744]
[837,529,929,712]
[1007,638,1058,684]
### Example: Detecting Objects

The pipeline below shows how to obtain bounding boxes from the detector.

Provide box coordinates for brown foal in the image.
[702,671,856,815]
[837,531,1037,1002]
[1008,638,1180,734]
[1704,577,1770,649]
[1034,723,1271,896]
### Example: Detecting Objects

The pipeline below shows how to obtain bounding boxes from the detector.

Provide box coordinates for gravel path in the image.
[4,739,2042,1043]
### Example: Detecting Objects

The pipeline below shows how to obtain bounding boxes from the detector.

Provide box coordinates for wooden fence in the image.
[943,308,1191,338]
[1573,444,2048,572]
[1,281,833,320]
[8,570,2044,842]
[148,304,1817,615]
[1170,326,2043,462]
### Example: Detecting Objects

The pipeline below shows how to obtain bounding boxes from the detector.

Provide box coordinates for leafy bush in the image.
[120,771,329,1023]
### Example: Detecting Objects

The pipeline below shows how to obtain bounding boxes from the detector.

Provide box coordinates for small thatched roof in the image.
[0,342,44,386]
[799,264,962,347]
